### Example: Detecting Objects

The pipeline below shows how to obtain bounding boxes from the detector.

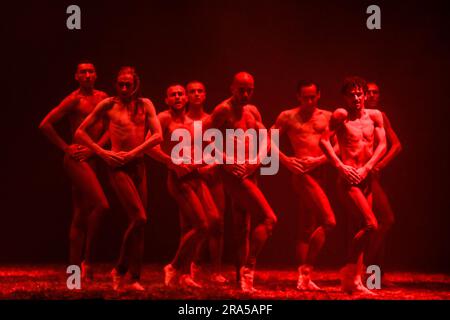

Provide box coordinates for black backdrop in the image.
[2,0,449,272]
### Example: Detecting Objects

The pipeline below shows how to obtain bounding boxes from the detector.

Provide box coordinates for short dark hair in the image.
[166,83,185,97]
[297,80,320,93]
[186,80,205,89]
[341,76,367,95]
[366,81,380,90]
[76,60,95,71]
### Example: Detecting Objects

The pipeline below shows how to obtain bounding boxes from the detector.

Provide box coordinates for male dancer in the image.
[39,61,109,281]
[185,80,227,283]
[146,84,221,288]
[204,72,278,292]
[271,81,336,290]
[320,76,386,294]
[75,66,162,291]
[365,82,401,280]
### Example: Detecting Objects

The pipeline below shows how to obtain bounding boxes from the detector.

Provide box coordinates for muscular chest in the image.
[289,113,328,137]
[167,120,193,138]
[108,104,146,128]
[224,110,256,131]
[341,118,374,142]
[69,97,103,132]
[73,96,102,120]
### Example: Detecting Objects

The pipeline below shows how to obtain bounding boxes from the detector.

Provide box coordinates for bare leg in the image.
[128,166,148,280]
[190,169,225,275]
[64,155,109,266]
[69,187,85,266]
[366,177,395,270]
[232,199,251,282]
[178,209,193,274]
[167,174,210,271]
[222,172,276,292]
[294,185,315,266]
[206,178,225,273]
[108,163,147,281]
[338,177,378,294]
[190,179,222,284]
[225,173,277,270]
[293,174,336,266]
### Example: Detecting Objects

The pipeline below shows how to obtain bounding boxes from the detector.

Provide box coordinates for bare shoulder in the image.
[62,90,81,104]
[219,99,233,110]
[332,107,348,121]
[93,90,108,99]
[157,110,172,125]
[139,97,153,105]
[366,108,383,120]
[380,111,392,127]
[213,99,233,115]
[273,108,294,130]
[139,98,156,111]
[365,109,383,128]
[96,97,116,111]
[278,107,296,122]
[316,108,332,119]
[379,110,390,124]
[244,103,260,114]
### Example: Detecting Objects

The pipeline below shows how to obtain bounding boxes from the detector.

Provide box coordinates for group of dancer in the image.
[39,61,401,294]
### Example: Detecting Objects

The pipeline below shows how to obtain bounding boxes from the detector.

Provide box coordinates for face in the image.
[75,63,96,88]
[187,82,206,106]
[116,73,135,99]
[344,86,365,112]
[231,80,254,105]
[366,83,380,108]
[166,85,187,111]
[297,85,320,110]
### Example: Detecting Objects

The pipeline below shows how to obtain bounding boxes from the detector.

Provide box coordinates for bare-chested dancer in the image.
[204,72,278,293]
[146,84,220,288]
[39,61,109,281]
[365,82,401,281]
[184,80,227,284]
[271,81,336,290]
[75,67,162,291]
[320,76,387,294]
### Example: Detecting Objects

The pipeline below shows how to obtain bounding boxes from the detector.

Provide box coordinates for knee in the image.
[380,215,395,232]
[366,220,378,233]
[209,217,223,236]
[95,200,110,214]
[234,222,250,240]
[71,214,85,231]
[69,227,79,241]
[299,226,313,243]
[197,222,209,236]
[264,215,277,234]
[132,213,147,228]
[323,217,337,232]
[386,215,395,230]
[269,214,278,226]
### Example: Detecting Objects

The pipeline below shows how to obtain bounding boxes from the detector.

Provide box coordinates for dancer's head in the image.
[341,76,367,112]
[186,80,206,108]
[165,84,187,112]
[116,66,140,100]
[297,80,320,111]
[366,82,380,108]
[75,60,96,89]
[231,72,254,105]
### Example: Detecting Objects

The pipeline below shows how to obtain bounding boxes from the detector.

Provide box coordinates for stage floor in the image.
[1,264,449,300]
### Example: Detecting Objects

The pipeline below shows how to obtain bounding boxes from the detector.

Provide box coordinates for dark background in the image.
[2,0,449,272]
